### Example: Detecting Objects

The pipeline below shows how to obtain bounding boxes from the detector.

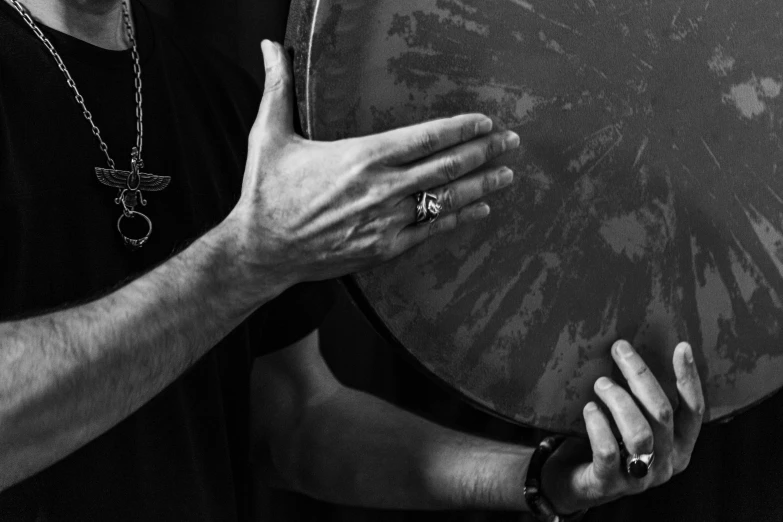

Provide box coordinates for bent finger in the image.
[594,377,655,457]
[584,401,621,482]
[366,114,495,165]
[611,340,674,457]
[673,342,705,457]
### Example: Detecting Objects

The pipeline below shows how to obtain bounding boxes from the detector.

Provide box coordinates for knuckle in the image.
[486,134,505,159]
[418,131,440,155]
[628,429,654,452]
[263,71,286,93]
[438,188,457,212]
[440,155,463,181]
[481,171,499,194]
[484,140,498,162]
[595,445,619,465]
[633,364,651,378]
[461,120,475,142]
[653,404,674,426]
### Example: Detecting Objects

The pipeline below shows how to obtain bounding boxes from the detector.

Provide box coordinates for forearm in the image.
[276,387,533,511]
[0,222,283,491]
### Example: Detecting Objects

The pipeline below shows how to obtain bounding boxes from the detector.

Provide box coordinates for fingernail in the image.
[584,402,598,412]
[261,40,280,66]
[473,203,490,218]
[504,131,520,149]
[614,340,634,358]
[497,167,514,187]
[596,377,613,390]
[476,118,493,134]
[683,343,694,364]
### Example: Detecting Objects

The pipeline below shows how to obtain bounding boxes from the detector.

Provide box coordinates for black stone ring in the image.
[625,451,655,479]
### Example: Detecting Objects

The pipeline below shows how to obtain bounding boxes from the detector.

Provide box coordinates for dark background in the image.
[139,1,536,520]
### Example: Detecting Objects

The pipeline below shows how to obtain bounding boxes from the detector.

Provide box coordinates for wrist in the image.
[525,436,588,522]
[539,446,578,515]
[198,219,293,310]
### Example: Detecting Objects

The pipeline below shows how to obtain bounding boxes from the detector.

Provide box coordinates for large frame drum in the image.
[286,0,783,433]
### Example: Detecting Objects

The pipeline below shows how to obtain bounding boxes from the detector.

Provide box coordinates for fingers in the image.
[386,164,515,255]
[594,376,654,457]
[583,402,621,482]
[367,114,496,165]
[610,341,674,458]
[392,165,514,226]
[672,342,705,460]
[570,343,703,509]
[392,202,491,254]
[256,40,294,136]
[399,130,520,194]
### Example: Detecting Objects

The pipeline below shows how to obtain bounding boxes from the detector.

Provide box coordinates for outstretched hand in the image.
[540,341,705,514]
[227,40,519,288]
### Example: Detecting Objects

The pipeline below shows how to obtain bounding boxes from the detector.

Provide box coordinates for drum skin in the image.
[286,0,783,433]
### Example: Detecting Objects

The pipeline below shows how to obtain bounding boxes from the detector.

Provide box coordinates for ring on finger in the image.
[624,450,655,479]
[618,442,655,479]
[626,452,655,478]
[415,190,442,224]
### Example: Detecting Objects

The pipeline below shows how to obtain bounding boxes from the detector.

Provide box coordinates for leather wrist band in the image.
[523,435,589,522]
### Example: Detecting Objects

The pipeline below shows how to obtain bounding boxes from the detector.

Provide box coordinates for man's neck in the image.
[9,0,131,51]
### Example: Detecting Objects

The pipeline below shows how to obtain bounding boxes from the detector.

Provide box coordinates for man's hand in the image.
[226,40,519,289]
[541,341,705,514]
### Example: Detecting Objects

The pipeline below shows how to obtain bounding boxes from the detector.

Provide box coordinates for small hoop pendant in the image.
[117,210,152,250]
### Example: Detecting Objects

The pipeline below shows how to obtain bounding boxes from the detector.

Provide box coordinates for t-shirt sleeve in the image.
[253,279,338,357]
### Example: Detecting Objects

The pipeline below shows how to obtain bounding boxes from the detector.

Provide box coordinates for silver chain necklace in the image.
[9,0,170,249]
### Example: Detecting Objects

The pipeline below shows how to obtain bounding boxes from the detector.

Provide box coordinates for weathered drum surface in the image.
[286,0,783,433]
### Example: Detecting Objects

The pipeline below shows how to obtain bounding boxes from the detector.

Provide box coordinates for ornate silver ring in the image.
[117,210,152,250]
[415,191,442,224]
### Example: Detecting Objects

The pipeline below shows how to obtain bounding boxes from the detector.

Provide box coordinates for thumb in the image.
[257,40,295,135]
[541,437,593,513]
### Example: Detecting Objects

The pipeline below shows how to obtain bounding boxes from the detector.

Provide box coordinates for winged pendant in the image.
[95,167,171,191]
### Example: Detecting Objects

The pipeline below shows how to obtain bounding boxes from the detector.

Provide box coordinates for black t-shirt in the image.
[0,1,333,520]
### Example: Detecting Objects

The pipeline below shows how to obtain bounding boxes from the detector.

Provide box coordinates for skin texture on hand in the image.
[540,341,705,514]
[226,40,520,290]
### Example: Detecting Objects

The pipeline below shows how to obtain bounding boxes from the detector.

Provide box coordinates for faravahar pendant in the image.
[95,147,171,250]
